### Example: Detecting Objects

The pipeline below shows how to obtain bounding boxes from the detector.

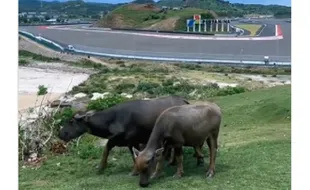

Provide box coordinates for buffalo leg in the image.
[151,149,166,179]
[206,134,218,178]
[173,146,184,178]
[194,145,205,166]
[97,139,116,174]
[168,147,177,166]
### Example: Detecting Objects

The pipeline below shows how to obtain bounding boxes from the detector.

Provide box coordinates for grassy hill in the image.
[19,84,291,189]
[96,3,216,31]
[158,0,291,17]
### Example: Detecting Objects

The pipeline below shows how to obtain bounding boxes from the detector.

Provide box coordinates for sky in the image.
[44,0,291,7]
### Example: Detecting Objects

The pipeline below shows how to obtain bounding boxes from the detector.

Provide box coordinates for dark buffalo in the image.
[133,102,222,187]
[58,95,190,175]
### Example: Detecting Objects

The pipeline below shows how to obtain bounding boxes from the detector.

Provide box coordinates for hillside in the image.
[96,3,216,31]
[157,0,291,17]
[18,0,118,17]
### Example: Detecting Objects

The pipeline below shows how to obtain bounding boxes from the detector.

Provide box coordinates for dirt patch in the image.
[145,17,180,31]
[18,65,90,111]
[97,14,133,28]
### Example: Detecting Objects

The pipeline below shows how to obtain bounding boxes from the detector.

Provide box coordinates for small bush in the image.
[53,108,75,127]
[87,94,129,111]
[19,50,60,62]
[68,135,102,159]
[116,60,125,65]
[76,59,104,69]
[135,81,160,95]
[19,59,29,66]
[216,86,246,96]
[37,85,48,96]
[151,14,160,20]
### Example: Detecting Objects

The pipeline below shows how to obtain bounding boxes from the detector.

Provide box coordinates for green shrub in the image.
[53,108,75,129]
[19,59,29,66]
[216,86,246,96]
[19,50,60,62]
[135,81,160,95]
[87,94,129,111]
[151,14,160,20]
[76,59,104,69]
[37,85,48,95]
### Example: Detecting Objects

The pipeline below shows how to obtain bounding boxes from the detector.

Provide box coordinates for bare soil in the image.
[145,17,180,31]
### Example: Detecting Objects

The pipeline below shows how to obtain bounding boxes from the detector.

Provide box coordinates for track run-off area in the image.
[19,19,291,64]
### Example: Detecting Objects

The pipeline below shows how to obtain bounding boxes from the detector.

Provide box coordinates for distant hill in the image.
[18,0,119,17]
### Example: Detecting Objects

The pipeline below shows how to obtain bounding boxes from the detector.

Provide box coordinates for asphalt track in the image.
[19,19,291,63]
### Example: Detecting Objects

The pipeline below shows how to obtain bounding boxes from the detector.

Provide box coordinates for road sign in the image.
[193,14,201,25]
[187,19,195,27]
[193,14,201,20]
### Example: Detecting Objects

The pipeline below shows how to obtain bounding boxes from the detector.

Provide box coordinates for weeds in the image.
[19,59,29,66]
[87,94,130,111]
[37,85,48,96]
[19,50,61,62]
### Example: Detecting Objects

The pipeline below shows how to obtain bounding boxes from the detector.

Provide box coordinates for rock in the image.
[74,93,87,99]
[71,102,88,112]
[173,82,181,86]
[91,92,111,100]
[98,139,108,146]
[59,95,76,103]
[121,93,133,99]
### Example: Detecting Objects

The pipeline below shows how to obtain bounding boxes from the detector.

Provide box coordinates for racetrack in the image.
[19,19,291,63]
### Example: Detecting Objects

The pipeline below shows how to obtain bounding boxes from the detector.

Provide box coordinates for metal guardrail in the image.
[19,30,291,67]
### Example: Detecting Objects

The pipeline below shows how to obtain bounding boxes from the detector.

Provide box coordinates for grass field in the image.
[234,24,262,36]
[19,85,291,190]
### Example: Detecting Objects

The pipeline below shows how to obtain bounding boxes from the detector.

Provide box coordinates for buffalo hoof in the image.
[206,169,215,179]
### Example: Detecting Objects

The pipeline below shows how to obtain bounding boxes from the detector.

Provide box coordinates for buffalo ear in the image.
[132,147,140,158]
[74,110,95,121]
[155,147,164,157]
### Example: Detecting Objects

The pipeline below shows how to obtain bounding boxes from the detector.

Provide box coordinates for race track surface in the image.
[19,19,291,62]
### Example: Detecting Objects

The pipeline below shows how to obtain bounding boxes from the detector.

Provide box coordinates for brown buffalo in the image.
[133,103,222,187]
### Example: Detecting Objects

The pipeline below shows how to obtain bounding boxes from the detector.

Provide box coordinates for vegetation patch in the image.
[97,4,216,31]
[19,85,291,190]
[234,24,262,36]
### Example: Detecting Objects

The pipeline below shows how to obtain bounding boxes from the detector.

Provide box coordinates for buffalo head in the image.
[133,147,165,187]
[58,110,95,142]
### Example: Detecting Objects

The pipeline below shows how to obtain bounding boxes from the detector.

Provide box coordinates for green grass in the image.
[19,85,291,190]
[234,24,262,36]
